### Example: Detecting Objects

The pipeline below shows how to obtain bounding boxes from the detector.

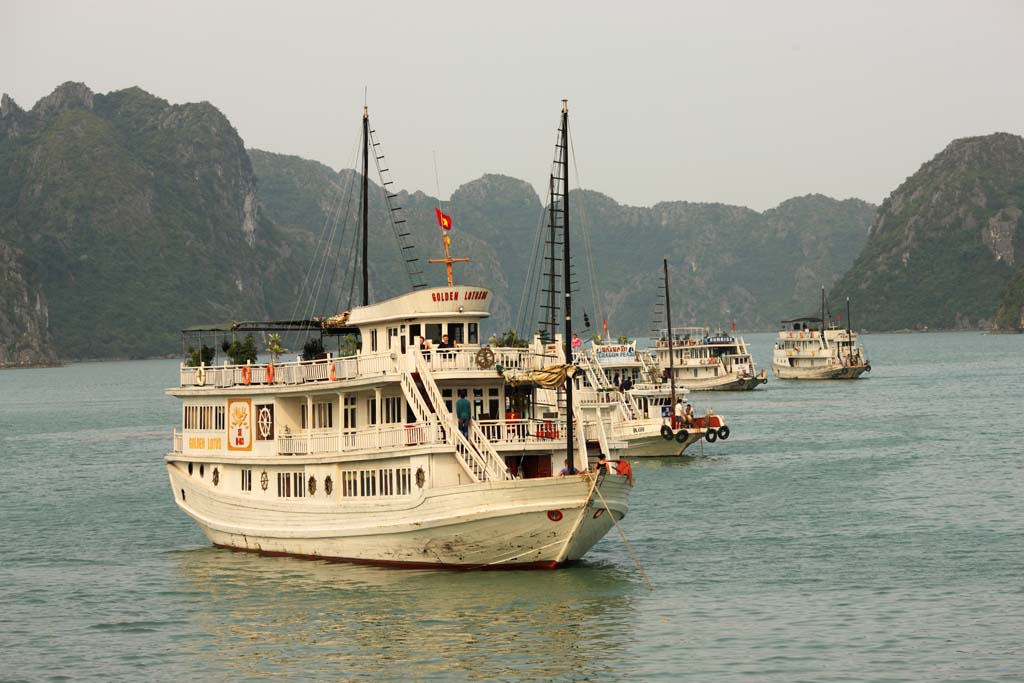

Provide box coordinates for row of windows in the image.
[184,405,225,431]
[341,468,412,497]
[236,467,411,498]
[300,401,334,430]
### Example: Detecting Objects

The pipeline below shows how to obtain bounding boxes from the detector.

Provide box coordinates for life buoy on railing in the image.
[195,366,207,387]
[329,363,337,381]
[240,365,251,385]
[265,363,275,384]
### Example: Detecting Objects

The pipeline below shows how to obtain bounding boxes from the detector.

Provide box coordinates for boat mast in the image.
[560,100,576,473]
[846,296,852,358]
[820,285,826,347]
[664,259,677,417]
[548,174,558,341]
[361,106,369,306]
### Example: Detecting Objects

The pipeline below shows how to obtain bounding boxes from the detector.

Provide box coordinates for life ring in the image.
[195,366,206,386]
[674,429,688,443]
[329,364,337,381]
[705,429,718,443]
[240,365,251,385]
[265,363,275,384]
[717,425,730,440]
[660,424,673,440]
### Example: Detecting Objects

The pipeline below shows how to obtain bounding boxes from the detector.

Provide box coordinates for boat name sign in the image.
[595,344,635,360]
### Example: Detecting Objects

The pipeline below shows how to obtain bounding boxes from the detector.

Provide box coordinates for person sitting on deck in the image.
[683,402,695,426]
[558,459,578,476]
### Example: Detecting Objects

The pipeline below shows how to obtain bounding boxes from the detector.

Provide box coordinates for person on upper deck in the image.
[571,333,582,351]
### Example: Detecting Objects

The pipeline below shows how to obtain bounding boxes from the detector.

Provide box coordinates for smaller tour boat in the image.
[650,327,767,391]
[771,289,871,380]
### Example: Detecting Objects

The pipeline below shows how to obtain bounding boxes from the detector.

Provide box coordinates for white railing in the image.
[413,350,511,482]
[477,418,568,445]
[277,424,437,455]
[179,352,398,389]
[399,356,434,422]
[419,346,548,374]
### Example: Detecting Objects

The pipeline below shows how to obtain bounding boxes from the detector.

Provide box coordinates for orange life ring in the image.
[329,364,337,381]
[240,365,251,385]
[265,363,275,383]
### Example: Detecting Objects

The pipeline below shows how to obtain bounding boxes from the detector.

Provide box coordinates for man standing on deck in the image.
[455,389,471,437]
[674,398,684,429]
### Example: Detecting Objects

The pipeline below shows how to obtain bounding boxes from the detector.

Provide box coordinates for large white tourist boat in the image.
[164,103,630,569]
[771,291,871,380]
[650,326,768,391]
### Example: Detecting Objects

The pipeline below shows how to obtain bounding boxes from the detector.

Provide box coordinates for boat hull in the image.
[772,363,869,380]
[615,431,704,457]
[168,464,629,569]
[679,373,767,391]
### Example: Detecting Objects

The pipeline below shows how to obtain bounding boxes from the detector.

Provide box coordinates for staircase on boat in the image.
[399,350,511,482]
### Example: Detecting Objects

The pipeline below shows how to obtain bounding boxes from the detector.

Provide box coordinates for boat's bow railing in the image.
[411,350,511,482]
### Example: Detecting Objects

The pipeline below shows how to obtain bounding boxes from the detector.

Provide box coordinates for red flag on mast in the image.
[435,208,453,230]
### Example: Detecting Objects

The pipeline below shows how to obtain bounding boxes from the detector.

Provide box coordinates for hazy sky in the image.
[5,0,1024,210]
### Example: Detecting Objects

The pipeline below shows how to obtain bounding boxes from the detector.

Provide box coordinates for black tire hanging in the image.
[717,425,730,440]
[674,429,688,443]
[705,429,718,443]
[660,424,673,440]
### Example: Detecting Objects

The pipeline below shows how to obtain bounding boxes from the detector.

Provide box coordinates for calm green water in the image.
[1,332,1021,682]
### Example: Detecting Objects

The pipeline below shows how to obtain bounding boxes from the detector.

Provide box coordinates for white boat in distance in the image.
[164,103,630,569]
[771,291,871,380]
[651,327,768,391]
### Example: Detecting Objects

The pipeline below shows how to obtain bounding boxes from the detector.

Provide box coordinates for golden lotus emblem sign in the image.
[227,399,253,451]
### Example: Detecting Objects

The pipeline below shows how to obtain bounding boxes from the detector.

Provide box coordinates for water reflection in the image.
[174,548,640,682]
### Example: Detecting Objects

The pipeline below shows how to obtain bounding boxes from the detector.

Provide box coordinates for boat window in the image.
[383,396,402,424]
[468,323,478,344]
[313,401,333,430]
[449,323,465,343]
[343,396,357,429]
[409,324,421,343]
[366,399,377,425]
[425,323,442,344]
[241,469,252,492]
[371,329,378,352]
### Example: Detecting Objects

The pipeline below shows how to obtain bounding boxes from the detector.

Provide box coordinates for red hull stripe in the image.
[212,543,569,571]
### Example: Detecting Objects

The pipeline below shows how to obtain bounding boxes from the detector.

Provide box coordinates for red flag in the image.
[602,319,608,334]
[731,322,735,331]
[435,208,453,230]
[837,313,841,323]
